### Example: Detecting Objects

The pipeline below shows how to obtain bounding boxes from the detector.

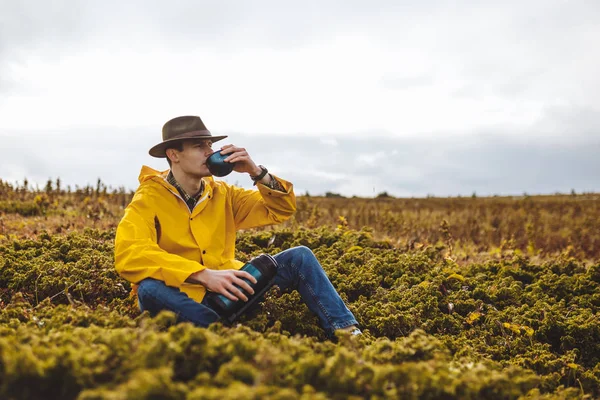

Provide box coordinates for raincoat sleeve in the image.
[114,189,205,287]
[230,174,296,230]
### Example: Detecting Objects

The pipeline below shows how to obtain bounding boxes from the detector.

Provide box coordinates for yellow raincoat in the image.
[114,166,296,302]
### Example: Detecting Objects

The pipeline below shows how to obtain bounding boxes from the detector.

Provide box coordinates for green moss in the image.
[0,227,598,398]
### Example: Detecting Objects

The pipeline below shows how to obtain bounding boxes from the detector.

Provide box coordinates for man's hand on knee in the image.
[189,269,258,302]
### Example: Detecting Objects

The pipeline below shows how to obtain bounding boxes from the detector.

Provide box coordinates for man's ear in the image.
[166,148,178,164]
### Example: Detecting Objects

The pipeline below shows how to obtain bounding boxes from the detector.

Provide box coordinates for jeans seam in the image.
[293,260,334,329]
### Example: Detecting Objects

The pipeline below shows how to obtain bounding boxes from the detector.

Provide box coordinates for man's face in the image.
[170,139,215,178]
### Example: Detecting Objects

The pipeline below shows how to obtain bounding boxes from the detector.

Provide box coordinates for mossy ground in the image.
[0,182,599,399]
[0,226,598,399]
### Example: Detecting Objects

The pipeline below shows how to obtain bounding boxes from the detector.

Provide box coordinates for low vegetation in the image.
[0,178,598,399]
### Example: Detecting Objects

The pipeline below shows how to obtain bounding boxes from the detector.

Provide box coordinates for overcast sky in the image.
[1,0,599,197]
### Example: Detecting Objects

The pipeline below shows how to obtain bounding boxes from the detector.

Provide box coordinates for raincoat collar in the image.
[138,166,214,216]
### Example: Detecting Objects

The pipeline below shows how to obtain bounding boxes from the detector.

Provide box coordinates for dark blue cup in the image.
[206,150,235,177]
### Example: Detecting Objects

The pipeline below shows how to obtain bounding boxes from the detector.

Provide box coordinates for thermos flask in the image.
[204,254,279,324]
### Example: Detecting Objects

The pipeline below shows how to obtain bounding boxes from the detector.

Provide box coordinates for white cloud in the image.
[1,1,598,137]
[357,151,386,167]
[319,138,339,146]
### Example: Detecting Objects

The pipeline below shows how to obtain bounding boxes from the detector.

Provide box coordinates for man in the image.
[114,115,360,338]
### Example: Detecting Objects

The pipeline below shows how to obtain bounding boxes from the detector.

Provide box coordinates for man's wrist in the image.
[187,269,208,285]
[250,166,263,177]
[250,165,269,184]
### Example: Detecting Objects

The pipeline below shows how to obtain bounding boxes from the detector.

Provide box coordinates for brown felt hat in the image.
[149,116,228,158]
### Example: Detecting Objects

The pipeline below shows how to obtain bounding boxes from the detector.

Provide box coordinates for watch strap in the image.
[251,165,268,185]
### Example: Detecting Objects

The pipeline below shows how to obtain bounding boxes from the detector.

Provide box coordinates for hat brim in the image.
[149,135,228,158]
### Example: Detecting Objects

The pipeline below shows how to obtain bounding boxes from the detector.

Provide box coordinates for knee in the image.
[275,246,320,275]
[288,246,321,271]
[137,278,163,302]
[291,245,316,261]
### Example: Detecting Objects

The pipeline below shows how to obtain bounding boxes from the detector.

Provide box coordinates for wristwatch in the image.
[250,165,268,185]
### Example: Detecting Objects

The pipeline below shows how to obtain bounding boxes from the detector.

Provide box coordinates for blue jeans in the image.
[137,246,358,338]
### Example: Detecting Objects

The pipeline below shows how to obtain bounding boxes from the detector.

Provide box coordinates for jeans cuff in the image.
[328,319,359,337]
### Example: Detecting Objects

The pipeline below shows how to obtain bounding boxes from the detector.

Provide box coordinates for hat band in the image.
[167,130,212,141]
